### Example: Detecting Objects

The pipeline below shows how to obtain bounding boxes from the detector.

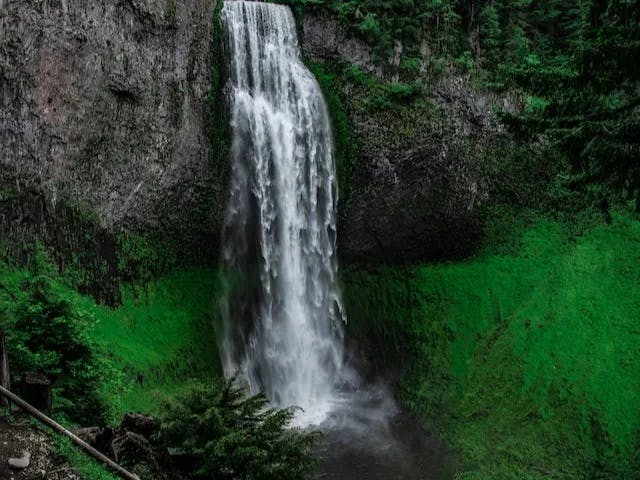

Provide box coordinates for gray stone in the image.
[8,450,31,470]
[335,74,498,262]
[121,413,159,437]
[76,426,115,458]
[75,426,102,446]
[302,12,379,75]
[0,0,225,255]
[112,430,153,463]
[300,13,521,262]
[111,429,161,477]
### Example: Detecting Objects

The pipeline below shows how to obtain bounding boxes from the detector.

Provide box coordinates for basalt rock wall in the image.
[1,0,223,266]
[301,11,518,262]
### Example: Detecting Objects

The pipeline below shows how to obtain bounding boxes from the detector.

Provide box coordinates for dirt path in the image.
[0,416,81,480]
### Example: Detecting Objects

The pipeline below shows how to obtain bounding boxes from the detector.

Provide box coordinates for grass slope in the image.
[86,269,223,420]
[343,212,640,479]
[0,261,222,478]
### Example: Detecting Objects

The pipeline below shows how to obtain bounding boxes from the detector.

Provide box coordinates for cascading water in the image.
[219,0,347,425]
[218,2,453,476]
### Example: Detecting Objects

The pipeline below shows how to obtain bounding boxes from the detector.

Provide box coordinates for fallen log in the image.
[0,385,140,480]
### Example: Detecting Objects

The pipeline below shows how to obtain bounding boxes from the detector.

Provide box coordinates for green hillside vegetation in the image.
[0,250,222,423]
[291,0,640,211]
[344,211,640,479]
[87,269,222,419]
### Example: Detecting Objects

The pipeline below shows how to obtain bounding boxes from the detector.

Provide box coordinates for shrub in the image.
[0,249,109,424]
[160,379,319,480]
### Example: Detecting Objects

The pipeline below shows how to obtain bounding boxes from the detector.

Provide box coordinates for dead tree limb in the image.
[0,385,140,480]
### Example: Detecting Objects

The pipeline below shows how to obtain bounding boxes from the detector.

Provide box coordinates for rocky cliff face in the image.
[0,0,222,260]
[302,12,378,76]
[1,0,513,274]
[302,12,516,262]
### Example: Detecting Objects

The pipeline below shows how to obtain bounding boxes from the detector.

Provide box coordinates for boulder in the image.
[111,428,163,478]
[76,426,115,458]
[8,450,31,470]
[20,372,52,415]
[77,413,164,478]
[121,413,159,438]
[112,430,155,466]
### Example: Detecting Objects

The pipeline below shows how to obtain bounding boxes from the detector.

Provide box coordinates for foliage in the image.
[307,62,359,214]
[45,424,119,480]
[472,0,640,208]
[0,245,111,425]
[87,268,223,420]
[160,379,319,480]
[1,241,223,424]
[343,212,640,479]
[115,233,172,283]
[493,0,640,210]
[290,0,640,210]
[284,0,460,63]
[340,65,424,110]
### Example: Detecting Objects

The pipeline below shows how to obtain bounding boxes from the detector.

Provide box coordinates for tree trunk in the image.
[468,0,482,64]
[0,331,10,409]
[21,372,52,415]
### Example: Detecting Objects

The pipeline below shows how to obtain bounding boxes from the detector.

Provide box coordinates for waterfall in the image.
[220,0,346,425]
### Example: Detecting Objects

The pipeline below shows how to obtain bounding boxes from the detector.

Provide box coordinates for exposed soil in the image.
[0,416,80,480]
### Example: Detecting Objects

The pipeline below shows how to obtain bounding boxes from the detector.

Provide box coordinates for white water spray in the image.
[217,4,451,476]
[220,0,347,425]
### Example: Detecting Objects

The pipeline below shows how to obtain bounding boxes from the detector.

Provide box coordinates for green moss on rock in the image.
[343,212,640,479]
[307,62,359,216]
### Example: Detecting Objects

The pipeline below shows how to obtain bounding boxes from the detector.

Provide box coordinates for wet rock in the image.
[8,450,31,470]
[76,426,114,458]
[299,14,520,263]
[121,413,159,438]
[302,12,378,75]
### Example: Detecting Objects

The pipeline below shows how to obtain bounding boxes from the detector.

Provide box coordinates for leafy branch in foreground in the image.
[160,379,319,480]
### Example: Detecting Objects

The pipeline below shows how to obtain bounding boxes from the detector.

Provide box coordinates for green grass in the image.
[83,269,223,420]
[48,427,120,480]
[343,211,640,479]
[0,257,223,474]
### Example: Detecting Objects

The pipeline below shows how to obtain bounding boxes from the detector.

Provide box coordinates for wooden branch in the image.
[0,331,10,409]
[0,385,140,480]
